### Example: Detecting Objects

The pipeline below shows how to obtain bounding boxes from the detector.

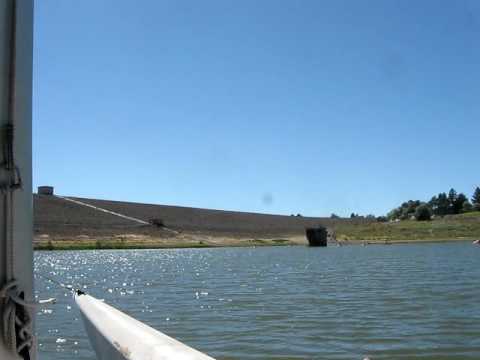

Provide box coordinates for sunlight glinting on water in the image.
[35,243,480,360]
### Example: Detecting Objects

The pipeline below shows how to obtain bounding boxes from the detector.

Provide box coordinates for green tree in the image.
[462,201,473,213]
[415,204,432,221]
[387,208,401,220]
[472,187,480,211]
[436,192,449,216]
[447,188,457,214]
[428,195,438,212]
[387,200,422,220]
[453,193,468,214]
[402,200,421,219]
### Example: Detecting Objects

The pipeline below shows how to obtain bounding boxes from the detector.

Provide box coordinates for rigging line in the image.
[35,273,86,296]
[5,0,18,287]
[35,273,73,292]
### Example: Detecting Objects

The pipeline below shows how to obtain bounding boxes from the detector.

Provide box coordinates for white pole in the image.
[0,0,34,359]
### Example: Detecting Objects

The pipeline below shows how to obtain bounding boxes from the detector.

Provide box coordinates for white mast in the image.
[0,0,35,359]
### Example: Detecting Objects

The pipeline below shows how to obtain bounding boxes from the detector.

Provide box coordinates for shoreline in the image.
[33,234,307,251]
[33,236,475,251]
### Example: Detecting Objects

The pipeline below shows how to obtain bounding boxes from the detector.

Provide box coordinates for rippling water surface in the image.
[35,242,480,359]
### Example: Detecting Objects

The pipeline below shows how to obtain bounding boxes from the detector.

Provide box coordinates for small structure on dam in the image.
[305,226,328,246]
[38,186,54,196]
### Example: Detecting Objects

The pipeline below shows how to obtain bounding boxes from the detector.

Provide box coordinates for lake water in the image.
[34,242,480,360]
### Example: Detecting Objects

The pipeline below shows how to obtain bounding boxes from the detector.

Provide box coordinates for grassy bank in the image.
[334,211,480,242]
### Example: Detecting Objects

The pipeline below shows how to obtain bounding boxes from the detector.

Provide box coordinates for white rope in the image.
[1,280,34,354]
[0,280,56,356]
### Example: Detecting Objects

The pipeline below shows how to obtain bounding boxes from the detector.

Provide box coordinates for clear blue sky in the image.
[33,0,480,217]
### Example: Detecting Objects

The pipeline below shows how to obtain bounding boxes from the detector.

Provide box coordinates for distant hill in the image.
[35,194,477,250]
[34,194,336,235]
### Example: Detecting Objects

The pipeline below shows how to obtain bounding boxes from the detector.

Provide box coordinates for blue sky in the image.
[33,0,480,217]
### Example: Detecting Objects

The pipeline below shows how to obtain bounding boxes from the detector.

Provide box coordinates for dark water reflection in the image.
[35,242,480,359]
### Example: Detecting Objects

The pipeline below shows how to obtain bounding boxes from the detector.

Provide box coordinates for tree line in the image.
[387,186,480,221]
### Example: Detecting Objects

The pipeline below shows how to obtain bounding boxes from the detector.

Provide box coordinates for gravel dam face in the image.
[34,194,346,247]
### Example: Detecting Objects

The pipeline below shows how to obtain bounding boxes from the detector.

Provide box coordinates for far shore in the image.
[33,235,306,251]
[34,194,480,251]
[33,235,476,251]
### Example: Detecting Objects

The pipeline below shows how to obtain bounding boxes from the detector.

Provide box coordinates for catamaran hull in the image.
[75,293,216,360]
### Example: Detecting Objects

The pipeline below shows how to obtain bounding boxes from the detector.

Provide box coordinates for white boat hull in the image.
[75,293,216,360]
